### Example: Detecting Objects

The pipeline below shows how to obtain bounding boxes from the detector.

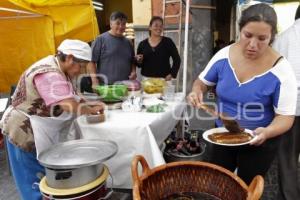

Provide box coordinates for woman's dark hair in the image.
[110,11,127,21]
[148,16,163,36]
[56,52,67,62]
[295,5,300,20]
[239,3,277,44]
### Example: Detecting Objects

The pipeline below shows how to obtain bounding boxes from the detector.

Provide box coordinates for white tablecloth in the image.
[76,93,186,188]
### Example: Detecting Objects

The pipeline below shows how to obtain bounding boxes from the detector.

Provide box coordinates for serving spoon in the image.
[198,104,243,133]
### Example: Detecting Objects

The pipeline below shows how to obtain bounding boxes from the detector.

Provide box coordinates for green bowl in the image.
[95,84,128,102]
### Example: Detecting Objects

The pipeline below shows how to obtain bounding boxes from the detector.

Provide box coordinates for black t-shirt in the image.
[137,37,181,78]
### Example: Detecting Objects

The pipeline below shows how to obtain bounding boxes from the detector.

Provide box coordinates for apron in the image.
[14,57,82,156]
[17,109,79,157]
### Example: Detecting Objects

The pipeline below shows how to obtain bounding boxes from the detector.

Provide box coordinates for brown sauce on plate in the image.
[208,132,253,144]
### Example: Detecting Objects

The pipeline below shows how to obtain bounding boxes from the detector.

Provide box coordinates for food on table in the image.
[115,80,142,97]
[142,78,166,94]
[208,131,253,144]
[122,96,143,112]
[94,84,128,102]
[86,113,105,123]
[115,80,141,91]
[146,104,166,113]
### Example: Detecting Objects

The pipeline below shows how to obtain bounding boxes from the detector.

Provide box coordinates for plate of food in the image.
[202,127,256,146]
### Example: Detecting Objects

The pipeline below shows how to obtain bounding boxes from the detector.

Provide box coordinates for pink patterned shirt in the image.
[34,72,74,106]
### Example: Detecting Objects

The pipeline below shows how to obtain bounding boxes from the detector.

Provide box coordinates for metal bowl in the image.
[38,139,118,189]
[45,164,104,189]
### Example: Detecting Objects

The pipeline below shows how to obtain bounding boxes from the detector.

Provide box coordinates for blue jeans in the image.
[6,140,45,200]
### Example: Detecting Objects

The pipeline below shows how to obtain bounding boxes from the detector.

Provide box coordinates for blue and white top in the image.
[199,46,297,130]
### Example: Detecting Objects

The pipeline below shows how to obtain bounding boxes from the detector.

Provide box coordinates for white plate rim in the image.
[202,127,256,146]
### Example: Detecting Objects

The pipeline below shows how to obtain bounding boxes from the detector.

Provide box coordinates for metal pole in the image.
[177,0,190,139]
[182,0,190,95]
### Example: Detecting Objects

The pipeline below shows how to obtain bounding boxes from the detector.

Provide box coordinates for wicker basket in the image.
[132,155,263,200]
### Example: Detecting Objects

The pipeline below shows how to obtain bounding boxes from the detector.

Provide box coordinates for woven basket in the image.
[132,155,263,200]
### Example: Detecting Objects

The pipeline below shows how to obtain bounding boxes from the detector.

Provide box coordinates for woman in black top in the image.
[136,16,181,80]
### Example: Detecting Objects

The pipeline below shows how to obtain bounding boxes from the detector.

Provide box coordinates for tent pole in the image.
[182,0,190,96]
[0,7,41,15]
[0,15,42,19]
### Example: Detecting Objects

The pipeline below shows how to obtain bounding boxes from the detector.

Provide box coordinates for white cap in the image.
[57,39,92,61]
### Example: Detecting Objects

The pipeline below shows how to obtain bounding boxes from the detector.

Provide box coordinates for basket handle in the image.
[131,155,151,184]
[247,175,264,200]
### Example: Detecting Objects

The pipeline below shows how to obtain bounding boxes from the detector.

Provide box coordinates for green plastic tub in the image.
[95,84,128,102]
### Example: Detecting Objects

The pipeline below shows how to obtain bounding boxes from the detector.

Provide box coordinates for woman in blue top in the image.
[188,3,297,184]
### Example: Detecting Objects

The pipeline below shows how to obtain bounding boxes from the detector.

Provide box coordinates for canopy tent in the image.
[0,0,99,93]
